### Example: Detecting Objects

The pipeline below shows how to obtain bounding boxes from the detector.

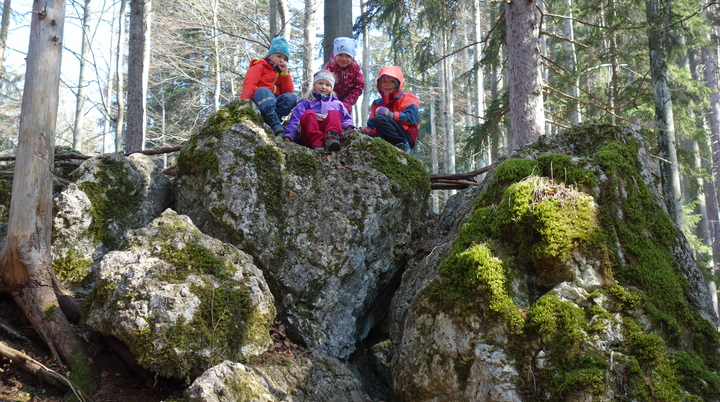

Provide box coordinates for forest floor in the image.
[0,293,185,402]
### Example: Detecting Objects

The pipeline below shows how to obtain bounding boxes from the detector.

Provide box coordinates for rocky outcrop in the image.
[84,209,275,380]
[390,124,720,401]
[175,100,430,360]
[52,153,173,294]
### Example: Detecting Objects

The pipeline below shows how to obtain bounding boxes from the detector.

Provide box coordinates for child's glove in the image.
[376,107,392,118]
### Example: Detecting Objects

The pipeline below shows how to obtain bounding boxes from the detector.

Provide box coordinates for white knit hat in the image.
[333,37,357,58]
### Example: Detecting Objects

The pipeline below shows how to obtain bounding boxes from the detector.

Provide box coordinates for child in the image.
[322,37,364,116]
[240,36,297,135]
[282,70,354,151]
[363,66,419,154]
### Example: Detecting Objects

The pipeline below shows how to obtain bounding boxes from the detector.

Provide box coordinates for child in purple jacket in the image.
[283,70,354,151]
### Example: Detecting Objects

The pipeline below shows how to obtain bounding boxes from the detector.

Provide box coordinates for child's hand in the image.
[283,137,291,142]
[376,107,392,117]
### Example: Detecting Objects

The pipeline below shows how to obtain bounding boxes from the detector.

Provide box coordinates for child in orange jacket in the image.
[240,37,298,135]
[363,66,419,154]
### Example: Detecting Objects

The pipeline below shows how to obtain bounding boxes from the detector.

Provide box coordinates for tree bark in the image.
[115,0,127,152]
[73,0,93,152]
[126,0,152,153]
[0,0,98,393]
[646,0,683,229]
[0,0,11,80]
[302,0,317,93]
[323,0,352,64]
[505,0,544,150]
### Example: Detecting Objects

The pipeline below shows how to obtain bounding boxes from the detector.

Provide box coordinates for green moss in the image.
[526,294,586,354]
[253,145,285,219]
[439,243,524,333]
[285,152,321,176]
[177,100,263,177]
[53,248,93,285]
[78,156,143,249]
[359,138,430,199]
[673,351,720,399]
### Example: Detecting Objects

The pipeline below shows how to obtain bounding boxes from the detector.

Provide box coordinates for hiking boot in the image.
[325,131,341,152]
[272,124,286,136]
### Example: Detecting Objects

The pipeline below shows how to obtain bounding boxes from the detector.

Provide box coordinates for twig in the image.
[0,341,91,402]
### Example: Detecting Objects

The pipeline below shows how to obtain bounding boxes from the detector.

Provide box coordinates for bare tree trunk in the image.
[115,0,127,152]
[472,0,488,173]
[73,0,93,152]
[0,0,11,80]
[361,0,370,125]
[278,0,289,39]
[269,0,276,38]
[646,0,683,229]
[0,0,97,393]
[126,0,152,153]
[505,0,544,150]
[563,0,580,124]
[302,0,317,93]
[603,0,619,124]
[430,96,440,214]
[211,0,220,112]
[323,0,352,64]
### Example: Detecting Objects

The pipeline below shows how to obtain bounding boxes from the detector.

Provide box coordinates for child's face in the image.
[379,76,398,94]
[268,53,288,69]
[334,53,353,68]
[314,79,333,95]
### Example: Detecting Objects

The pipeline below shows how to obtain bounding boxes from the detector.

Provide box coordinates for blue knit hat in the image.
[267,37,290,58]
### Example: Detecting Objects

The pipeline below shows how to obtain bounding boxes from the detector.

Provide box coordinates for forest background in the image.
[0,0,719,313]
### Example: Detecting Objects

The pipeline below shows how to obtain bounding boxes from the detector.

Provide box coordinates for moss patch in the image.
[78,156,143,250]
[53,248,93,286]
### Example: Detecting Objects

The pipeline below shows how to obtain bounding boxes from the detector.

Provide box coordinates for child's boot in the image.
[325,131,341,152]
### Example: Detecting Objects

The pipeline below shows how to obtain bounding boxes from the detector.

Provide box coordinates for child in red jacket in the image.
[240,37,298,135]
[322,37,364,117]
[363,66,419,154]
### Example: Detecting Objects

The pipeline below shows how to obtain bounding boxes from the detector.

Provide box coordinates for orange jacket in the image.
[366,66,420,144]
[239,58,294,100]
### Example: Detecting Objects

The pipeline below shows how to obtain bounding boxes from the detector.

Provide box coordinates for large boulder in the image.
[175,100,430,359]
[84,209,275,380]
[185,351,371,402]
[52,153,173,294]
[390,124,720,401]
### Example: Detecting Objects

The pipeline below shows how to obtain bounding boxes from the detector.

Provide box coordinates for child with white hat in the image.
[322,37,365,117]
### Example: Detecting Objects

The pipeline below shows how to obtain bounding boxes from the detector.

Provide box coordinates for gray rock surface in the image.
[175,108,429,360]
[85,209,275,380]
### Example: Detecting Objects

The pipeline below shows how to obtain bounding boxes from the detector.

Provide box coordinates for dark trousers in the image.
[367,114,414,148]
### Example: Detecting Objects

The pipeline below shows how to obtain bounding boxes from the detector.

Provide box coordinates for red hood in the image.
[376,66,404,100]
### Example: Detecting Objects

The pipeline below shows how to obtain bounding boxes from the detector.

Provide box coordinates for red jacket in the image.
[240,58,294,100]
[366,66,420,144]
[322,59,364,113]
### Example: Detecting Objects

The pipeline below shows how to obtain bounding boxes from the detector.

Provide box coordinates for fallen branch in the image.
[429,165,491,190]
[0,341,90,402]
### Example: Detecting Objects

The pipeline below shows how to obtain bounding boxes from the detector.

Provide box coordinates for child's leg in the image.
[299,110,324,149]
[371,115,413,147]
[276,93,298,118]
[322,110,343,135]
[252,88,282,130]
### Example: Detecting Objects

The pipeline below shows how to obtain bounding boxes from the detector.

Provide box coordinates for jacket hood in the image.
[376,66,404,99]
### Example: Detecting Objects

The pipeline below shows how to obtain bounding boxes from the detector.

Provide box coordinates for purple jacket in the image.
[283,93,354,142]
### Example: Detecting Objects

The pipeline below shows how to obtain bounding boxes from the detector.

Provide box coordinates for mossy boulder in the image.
[390,123,720,402]
[175,102,430,360]
[52,153,174,295]
[84,210,275,381]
